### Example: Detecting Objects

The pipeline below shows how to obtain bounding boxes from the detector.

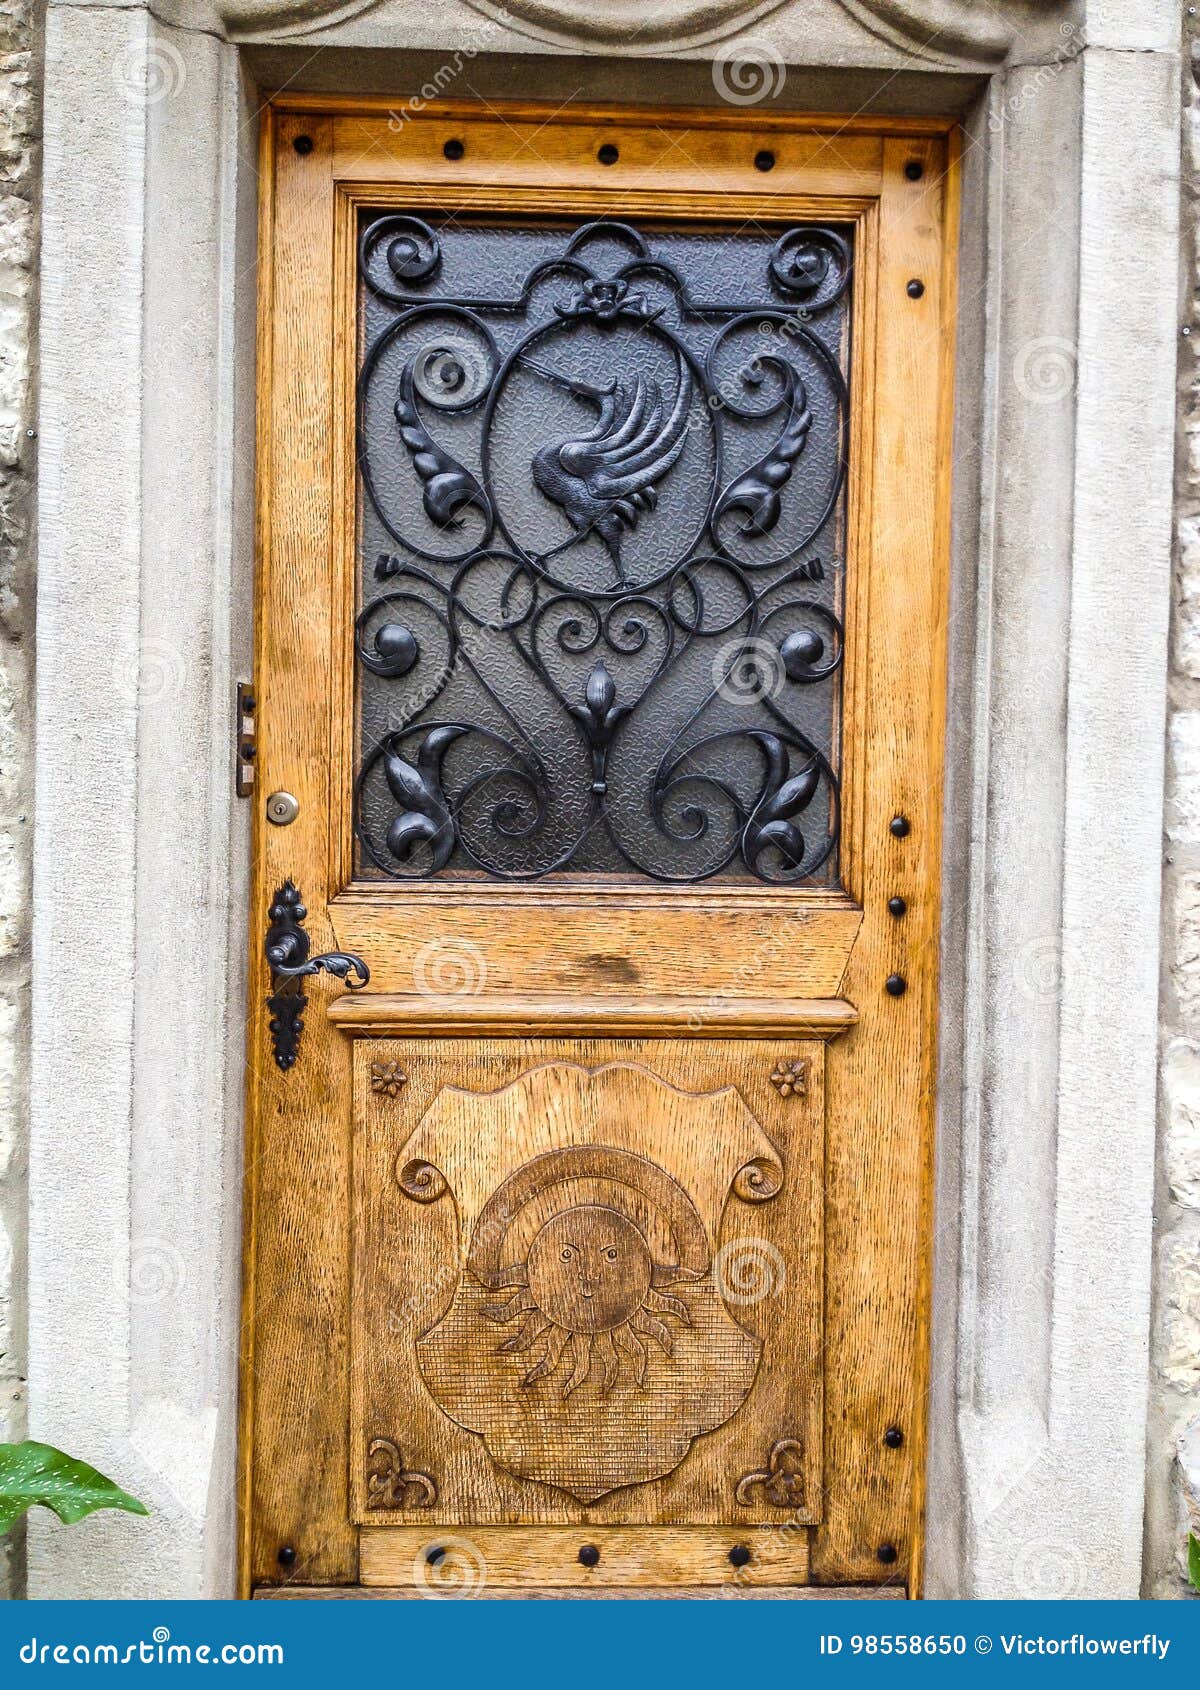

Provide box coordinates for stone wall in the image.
[1150,23,1200,1604]
[0,0,37,1605]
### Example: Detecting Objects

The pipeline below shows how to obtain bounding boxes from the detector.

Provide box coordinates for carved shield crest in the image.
[396,1062,783,1500]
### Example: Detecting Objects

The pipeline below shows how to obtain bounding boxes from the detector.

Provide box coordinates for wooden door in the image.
[241,98,958,1600]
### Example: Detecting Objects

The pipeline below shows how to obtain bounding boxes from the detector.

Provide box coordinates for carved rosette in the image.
[769,1057,809,1098]
[371,1059,408,1097]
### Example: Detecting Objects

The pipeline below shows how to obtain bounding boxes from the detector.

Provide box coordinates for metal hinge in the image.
[235,680,257,797]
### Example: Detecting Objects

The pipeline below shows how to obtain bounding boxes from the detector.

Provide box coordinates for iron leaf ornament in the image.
[382,724,468,872]
[394,357,491,531]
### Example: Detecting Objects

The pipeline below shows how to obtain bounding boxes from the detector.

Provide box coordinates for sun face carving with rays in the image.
[480,1203,695,1397]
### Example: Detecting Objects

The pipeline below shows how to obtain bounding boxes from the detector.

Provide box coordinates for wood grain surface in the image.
[359,1526,809,1589]
[257,1584,905,1600]
[351,1038,824,1529]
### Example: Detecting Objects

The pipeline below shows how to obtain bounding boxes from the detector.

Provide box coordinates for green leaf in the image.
[1189,1532,1200,1594]
[0,1442,148,1535]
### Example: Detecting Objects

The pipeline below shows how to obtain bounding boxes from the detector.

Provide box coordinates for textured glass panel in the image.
[354,215,851,884]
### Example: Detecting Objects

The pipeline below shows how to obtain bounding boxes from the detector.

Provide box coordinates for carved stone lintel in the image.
[218,0,788,46]
[365,1437,438,1509]
[838,0,1017,63]
[219,1,384,33]
[735,1437,806,1509]
[217,0,1052,65]
[459,0,1025,56]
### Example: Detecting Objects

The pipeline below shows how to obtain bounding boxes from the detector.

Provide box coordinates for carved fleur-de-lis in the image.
[365,1437,437,1510]
[569,663,629,796]
[383,724,468,871]
[735,1438,806,1510]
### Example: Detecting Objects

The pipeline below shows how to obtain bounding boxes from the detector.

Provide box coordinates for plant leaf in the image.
[1189,1531,1200,1593]
[0,1442,148,1535]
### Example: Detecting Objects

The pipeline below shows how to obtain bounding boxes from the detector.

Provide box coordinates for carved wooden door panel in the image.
[242,99,957,1599]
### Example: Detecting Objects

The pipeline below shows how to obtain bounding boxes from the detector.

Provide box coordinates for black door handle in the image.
[265,880,369,1071]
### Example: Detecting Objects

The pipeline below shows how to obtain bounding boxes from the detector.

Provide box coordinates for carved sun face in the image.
[528,1207,650,1333]
[480,1203,692,1397]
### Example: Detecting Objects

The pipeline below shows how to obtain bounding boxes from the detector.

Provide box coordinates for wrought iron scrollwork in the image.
[264,881,369,1071]
[354,215,852,884]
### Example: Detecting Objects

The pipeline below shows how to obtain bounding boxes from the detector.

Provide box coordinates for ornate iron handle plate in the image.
[265,879,369,1071]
